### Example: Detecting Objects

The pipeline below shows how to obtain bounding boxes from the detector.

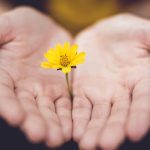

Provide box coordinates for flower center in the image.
[60,55,70,67]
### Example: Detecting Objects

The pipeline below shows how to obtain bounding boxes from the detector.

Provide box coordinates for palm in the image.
[73,14,150,150]
[0,7,72,147]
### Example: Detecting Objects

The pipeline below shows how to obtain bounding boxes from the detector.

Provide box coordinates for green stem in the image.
[65,73,72,99]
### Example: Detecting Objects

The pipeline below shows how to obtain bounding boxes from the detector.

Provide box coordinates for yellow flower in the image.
[41,42,86,74]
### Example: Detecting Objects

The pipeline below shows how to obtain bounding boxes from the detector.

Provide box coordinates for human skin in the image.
[0,7,72,148]
[73,14,150,150]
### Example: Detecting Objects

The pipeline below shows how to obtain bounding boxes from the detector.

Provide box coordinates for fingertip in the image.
[22,115,47,143]
[46,138,64,149]
[1,104,25,127]
[99,127,125,150]
[45,121,65,148]
[73,126,85,142]
[26,127,46,144]
[56,108,72,141]
[46,129,65,148]
[72,97,92,142]
[126,115,150,142]
[126,123,146,142]
[99,135,119,150]
[127,128,142,142]
[62,120,72,141]
[79,136,97,150]
[73,112,90,142]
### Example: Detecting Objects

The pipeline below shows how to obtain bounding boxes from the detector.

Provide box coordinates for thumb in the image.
[0,15,12,46]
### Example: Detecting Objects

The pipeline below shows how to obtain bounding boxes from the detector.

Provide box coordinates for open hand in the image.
[73,14,150,150]
[0,7,72,148]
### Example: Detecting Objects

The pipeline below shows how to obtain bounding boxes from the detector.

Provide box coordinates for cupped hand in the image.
[73,14,150,150]
[0,7,72,147]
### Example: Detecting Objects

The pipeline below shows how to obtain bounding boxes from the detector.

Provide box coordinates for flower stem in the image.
[65,73,72,99]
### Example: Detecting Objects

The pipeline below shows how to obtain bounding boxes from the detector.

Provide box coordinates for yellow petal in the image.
[62,67,71,74]
[46,48,58,57]
[70,52,86,66]
[51,63,63,69]
[63,42,70,55]
[44,52,57,60]
[44,51,60,64]
[55,44,64,55]
[63,42,70,50]
[41,61,62,69]
[40,62,53,69]
[69,44,78,60]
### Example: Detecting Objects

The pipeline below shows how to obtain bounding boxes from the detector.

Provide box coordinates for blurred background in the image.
[0,0,150,149]
[0,118,150,150]
[1,0,150,34]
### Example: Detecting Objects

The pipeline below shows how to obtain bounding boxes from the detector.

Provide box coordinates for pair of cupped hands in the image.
[0,7,150,150]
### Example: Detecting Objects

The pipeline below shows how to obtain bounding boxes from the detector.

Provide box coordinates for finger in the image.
[37,96,65,148]
[127,79,150,141]
[55,97,72,141]
[0,71,24,126]
[80,101,110,150]
[99,90,130,150]
[17,90,47,143]
[72,96,92,142]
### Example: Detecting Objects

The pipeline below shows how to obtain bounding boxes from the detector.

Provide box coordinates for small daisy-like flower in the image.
[41,42,86,74]
[41,42,85,98]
